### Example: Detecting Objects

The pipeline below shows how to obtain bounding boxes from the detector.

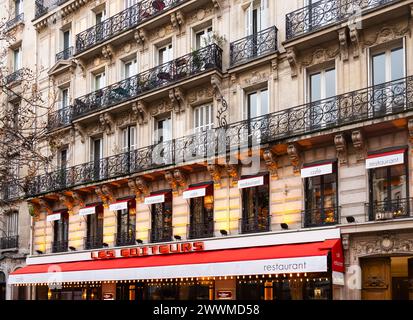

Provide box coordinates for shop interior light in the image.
[280,223,289,230]
[220,229,228,236]
[174,235,182,241]
[346,216,356,223]
[136,239,143,244]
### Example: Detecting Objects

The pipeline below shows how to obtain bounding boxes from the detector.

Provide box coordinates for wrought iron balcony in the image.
[286,0,401,40]
[366,198,413,221]
[4,69,24,85]
[23,75,413,198]
[187,221,214,239]
[0,235,19,250]
[55,46,74,62]
[6,13,24,30]
[72,44,222,119]
[239,216,271,234]
[52,240,69,253]
[115,231,136,247]
[84,235,104,250]
[35,0,70,19]
[149,226,173,243]
[75,0,186,54]
[47,106,72,131]
[302,206,340,228]
[230,26,278,67]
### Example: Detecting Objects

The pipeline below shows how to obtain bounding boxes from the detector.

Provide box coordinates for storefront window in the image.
[189,184,214,239]
[116,200,136,246]
[241,174,270,234]
[53,211,69,253]
[150,191,173,243]
[304,163,338,227]
[85,205,104,249]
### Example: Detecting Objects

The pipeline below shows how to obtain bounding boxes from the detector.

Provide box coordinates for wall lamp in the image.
[36,250,44,255]
[220,230,228,236]
[174,235,182,241]
[102,243,109,248]
[280,223,289,230]
[136,239,143,244]
[346,216,356,223]
[69,246,76,251]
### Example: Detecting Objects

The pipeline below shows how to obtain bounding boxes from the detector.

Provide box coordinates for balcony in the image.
[302,206,340,228]
[187,221,214,239]
[84,235,104,250]
[55,46,74,62]
[52,240,68,253]
[5,13,24,30]
[149,226,173,243]
[366,198,413,221]
[47,106,72,131]
[230,26,278,67]
[239,216,271,234]
[286,0,402,41]
[75,0,187,54]
[35,0,70,19]
[116,231,136,247]
[4,69,24,85]
[0,235,19,250]
[72,44,222,120]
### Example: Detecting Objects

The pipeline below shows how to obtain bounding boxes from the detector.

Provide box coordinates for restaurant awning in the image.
[8,239,343,285]
[183,184,211,199]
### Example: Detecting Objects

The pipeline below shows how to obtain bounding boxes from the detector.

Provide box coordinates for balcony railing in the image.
[366,198,412,221]
[35,0,70,19]
[52,240,68,253]
[230,26,278,67]
[239,216,271,234]
[115,231,136,246]
[6,13,24,30]
[149,226,173,243]
[286,0,402,40]
[55,46,74,62]
[0,235,19,250]
[187,221,214,239]
[17,75,413,198]
[84,235,104,250]
[48,106,72,131]
[75,0,186,54]
[4,69,24,85]
[302,206,340,228]
[72,44,222,119]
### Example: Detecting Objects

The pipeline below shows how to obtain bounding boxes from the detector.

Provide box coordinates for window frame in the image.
[193,104,214,133]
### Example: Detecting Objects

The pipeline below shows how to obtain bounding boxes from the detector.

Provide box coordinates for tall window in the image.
[189,184,214,239]
[5,211,18,238]
[124,0,138,8]
[155,116,172,144]
[95,10,106,41]
[195,26,213,49]
[308,67,336,128]
[193,104,213,133]
[368,150,409,220]
[304,163,338,227]
[122,126,137,152]
[53,211,69,253]
[13,47,22,71]
[63,30,70,50]
[15,0,23,16]
[241,175,270,234]
[150,191,173,243]
[94,71,106,90]
[158,43,173,65]
[60,87,69,109]
[116,201,136,246]
[91,137,103,179]
[95,10,106,24]
[86,205,104,249]
[123,58,137,79]
[247,89,268,119]
[245,0,268,36]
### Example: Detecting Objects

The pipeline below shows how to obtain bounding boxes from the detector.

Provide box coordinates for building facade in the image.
[1,0,413,300]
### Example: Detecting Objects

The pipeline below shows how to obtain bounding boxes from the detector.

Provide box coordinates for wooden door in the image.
[361,257,391,300]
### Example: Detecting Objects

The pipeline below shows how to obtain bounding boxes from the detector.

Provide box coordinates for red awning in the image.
[184,184,211,192]
[367,148,406,159]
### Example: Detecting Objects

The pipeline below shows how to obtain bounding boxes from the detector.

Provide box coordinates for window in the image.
[13,47,22,71]
[53,211,69,253]
[245,0,268,36]
[123,58,137,79]
[195,26,213,49]
[62,30,71,50]
[93,72,106,90]
[1,211,19,249]
[59,149,67,170]
[116,201,136,246]
[308,67,336,128]
[150,191,173,243]
[189,184,214,239]
[304,163,338,227]
[368,151,409,221]
[91,137,103,179]
[124,0,138,8]
[86,205,104,249]
[60,88,69,109]
[5,211,18,237]
[155,116,172,144]
[95,10,106,24]
[122,126,137,152]
[193,104,213,133]
[158,43,173,65]
[241,175,270,234]
[15,0,23,16]
[247,89,268,119]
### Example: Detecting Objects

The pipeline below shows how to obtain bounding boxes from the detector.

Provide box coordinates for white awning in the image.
[109,200,129,211]
[144,193,167,205]
[46,213,61,222]
[301,163,333,178]
[79,206,96,216]
[366,149,405,169]
[183,185,210,199]
[237,176,264,189]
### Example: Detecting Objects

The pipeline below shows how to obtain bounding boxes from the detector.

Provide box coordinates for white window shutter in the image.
[260,0,269,30]
[245,3,253,36]
[130,126,137,150]
[122,128,128,152]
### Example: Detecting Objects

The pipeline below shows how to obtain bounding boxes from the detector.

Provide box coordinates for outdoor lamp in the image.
[280,223,289,230]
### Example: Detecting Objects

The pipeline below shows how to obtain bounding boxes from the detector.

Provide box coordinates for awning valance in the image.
[144,192,169,205]
[301,162,333,178]
[183,184,211,199]
[79,206,96,216]
[366,148,405,169]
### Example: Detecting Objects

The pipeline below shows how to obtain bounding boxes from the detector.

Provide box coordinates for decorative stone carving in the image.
[409,118,413,145]
[363,23,410,48]
[271,59,278,80]
[164,171,178,193]
[169,88,186,114]
[211,0,222,17]
[338,28,349,61]
[211,75,222,97]
[95,185,114,208]
[150,99,173,117]
[173,169,187,190]
[301,47,340,68]
[287,144,301,174]
[188,86,214,105]
[334,134,347,165]
[286,48,298,77]
[134,28,147,50]
[74,123,87,143]
[135,177,149,196]
[263,149,278,178]
[102,44,114,63]
[58,193,75,215]
[351,130,365,161]
[132,101,148,125]
[225,164,239,186]
[68,191,85,208]
[171,11,185,32]
[243,71,268,87]
[207,164,222,187]
[99,112,115,135]
[74,59,86,78]
[353,233,413,257]
[38,199,52,215]
[349,25,360,58]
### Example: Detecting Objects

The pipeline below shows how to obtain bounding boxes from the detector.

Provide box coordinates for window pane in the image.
[373,53,386,85]
[248,92,258,118]
[325,69,336,98]
[391,48,404,81]
[310,73,321,102]
[260,90,269,115]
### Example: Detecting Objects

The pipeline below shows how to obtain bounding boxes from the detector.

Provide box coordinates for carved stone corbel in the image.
[171,11,185,33]
[102,44,114,63]
[169,88,186,114]
[271,59,278,80]
[99,112,115,135]
[287,144,301,174]
[225,164,239,186]
[351,130,365,161]
[263,149,278,179]
[58,193,75,215]
[164,171,178,193]
[74,123,87,144]
[211,75,222,97]
[211,0,222,17]
[349,25,360,59]
[132,101,148,125]
[207,164,222,187]
[38,198,53,215]
[334,134,348,165]
[408,119,413,145]
[95,185,114,208]
[286,48,298,77]
[128,178,141,201]
[135,177,149,197]
[134,28,147,50]
[74,58,86,78]
[338,28,349,61]
[173,169,187,191]
[68,191,85,208]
